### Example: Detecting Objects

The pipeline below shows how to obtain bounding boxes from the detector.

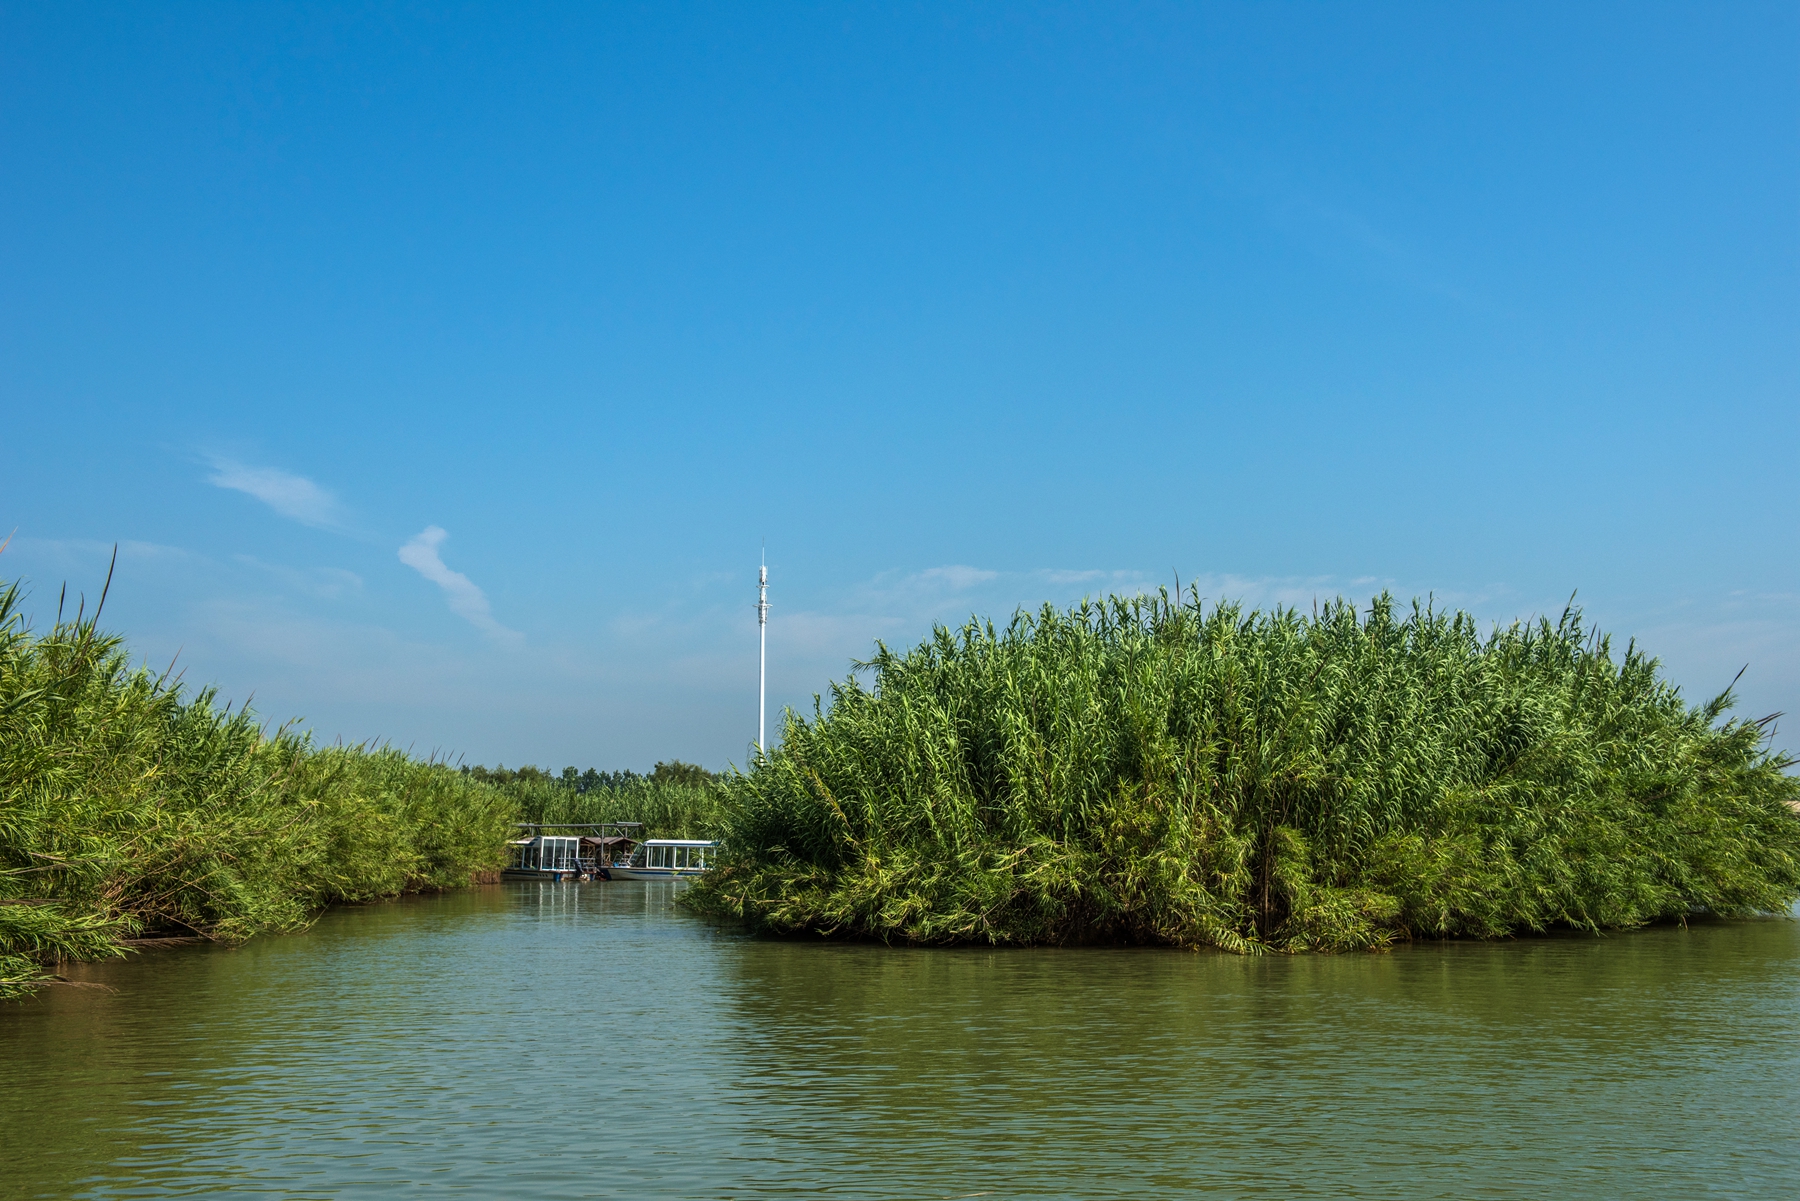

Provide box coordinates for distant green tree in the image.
[649,760,717,788]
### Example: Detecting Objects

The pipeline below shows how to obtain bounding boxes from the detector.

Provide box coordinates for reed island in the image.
[685,593,1800,951]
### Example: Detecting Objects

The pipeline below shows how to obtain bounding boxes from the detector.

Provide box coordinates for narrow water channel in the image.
[3,883,1796,1198]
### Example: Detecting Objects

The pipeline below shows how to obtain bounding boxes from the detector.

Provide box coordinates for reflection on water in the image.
[2,883,1796,1198]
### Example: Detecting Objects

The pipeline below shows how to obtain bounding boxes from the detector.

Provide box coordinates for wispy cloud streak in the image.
[207,459,346,529]
[398,526,521,643]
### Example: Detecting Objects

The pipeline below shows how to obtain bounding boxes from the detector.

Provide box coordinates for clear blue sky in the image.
[3,2,1796,771]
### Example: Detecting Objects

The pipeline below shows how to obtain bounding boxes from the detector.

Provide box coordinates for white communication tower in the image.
[757,553,770,755]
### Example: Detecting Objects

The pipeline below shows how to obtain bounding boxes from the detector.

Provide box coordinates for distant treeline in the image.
[0,574,515,1001]
[462,760,725,840]
[460,760,718,793]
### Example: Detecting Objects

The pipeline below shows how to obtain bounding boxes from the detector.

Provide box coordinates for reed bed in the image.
[685,592,1800,951]
[505,776,724,839]
[0,576,515,1000]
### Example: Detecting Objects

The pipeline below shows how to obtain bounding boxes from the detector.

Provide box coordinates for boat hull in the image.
[501,867,596,881]
[604,866,707,881]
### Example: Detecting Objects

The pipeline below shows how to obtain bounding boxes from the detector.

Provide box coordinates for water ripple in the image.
[3,884,1796,1198]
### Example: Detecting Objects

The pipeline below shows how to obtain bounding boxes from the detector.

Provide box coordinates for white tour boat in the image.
[605,838,720,880]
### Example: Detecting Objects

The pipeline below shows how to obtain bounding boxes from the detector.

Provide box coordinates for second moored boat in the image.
[605,838,719,880]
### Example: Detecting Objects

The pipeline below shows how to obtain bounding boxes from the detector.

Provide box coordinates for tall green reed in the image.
[0,575,515,1000]
[685,592,1800,951]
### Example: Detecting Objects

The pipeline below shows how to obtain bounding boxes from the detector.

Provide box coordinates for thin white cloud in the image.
[398,526,521,643]
[207,459,345,529]
[914,565,999,591]
[7,536,203,566]
[234,555,363,600]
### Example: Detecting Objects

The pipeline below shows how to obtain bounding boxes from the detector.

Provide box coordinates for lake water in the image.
[3,883,1797,1199]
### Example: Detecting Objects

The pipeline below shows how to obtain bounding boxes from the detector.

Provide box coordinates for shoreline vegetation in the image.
[684,592,1800,952]
[0,576,511,1000]
[8,564,1798,997]
[0,571,719,1001]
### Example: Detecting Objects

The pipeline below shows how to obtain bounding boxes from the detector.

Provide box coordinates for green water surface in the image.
[2,883,1796,1198]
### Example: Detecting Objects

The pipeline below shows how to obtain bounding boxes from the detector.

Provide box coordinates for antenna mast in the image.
[757,552,769,755]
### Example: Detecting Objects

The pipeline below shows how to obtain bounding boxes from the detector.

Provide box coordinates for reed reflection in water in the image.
[2,883,1796,1198]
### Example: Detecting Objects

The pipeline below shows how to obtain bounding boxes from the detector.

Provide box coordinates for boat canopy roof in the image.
[641,838,718,847]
